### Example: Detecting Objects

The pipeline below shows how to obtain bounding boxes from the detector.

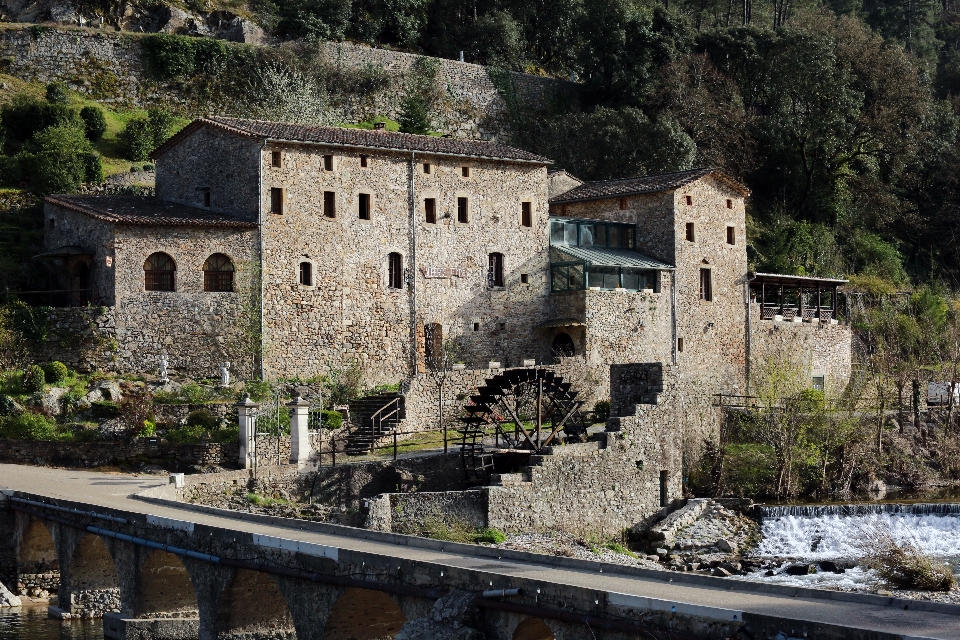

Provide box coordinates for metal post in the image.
[287,393,310,466]
[236,394,260,470]
[393,431,398,460]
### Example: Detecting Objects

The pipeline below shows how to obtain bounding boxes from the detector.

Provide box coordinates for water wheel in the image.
[458,368,587,483]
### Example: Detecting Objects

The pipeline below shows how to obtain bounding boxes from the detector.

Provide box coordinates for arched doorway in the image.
[17,519,58,597]
[216,569,296,638]
[323,588,407,640]
[135,550,198,618]
[551,332,575,357]
[513,617,555,640]
[68,534,120,615]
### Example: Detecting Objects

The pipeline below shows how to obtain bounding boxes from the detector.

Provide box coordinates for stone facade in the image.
[749,314,853,394]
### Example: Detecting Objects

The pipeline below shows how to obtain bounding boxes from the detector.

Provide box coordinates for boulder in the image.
[219,16,267,44]
[36,387,69,415]
[784,563,816,576]
[817,560,846,574]
[716,538,738,554]
[0,395,23,417]
[0,581,21,607]
[98,381,122,402]
[159,5,194,33]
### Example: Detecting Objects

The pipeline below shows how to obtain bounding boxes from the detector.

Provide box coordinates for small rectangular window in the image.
[360,154,369,168]
[726,198,733,209]
[299,262,312,286]
[323,155,334,171]
[520,273,529,284]
[560,204,568,216]
[660,470,669,507]
[727,226,735,245]
[457,197,469,223]
[425,198,437,223]
[462,166,470,177]
[677,337,684,352]
[270,187,284,215]
[685,222,695,242]
[699,268,713,302]
[359,193,371,220]
[423,163,431,174]
[48,217,55,230]
[203,190,211,208]
[323,191,336,218]
[618,197,627,210]
[685,195,693,206]
[521,202,532,227]
[271,151,282,168]
[473,322,480,331]
[812,376,825,392]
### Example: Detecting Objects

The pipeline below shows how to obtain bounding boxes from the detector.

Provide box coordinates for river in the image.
[0,606,101,639]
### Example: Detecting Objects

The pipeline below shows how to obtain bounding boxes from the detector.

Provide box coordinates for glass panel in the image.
[551,266,567,292]
[608,226,622,249]
[568,264,584,290]
[551,221,566,245]
[622,269,641,290]
[594,224,607,248]
[625,226,635,248]
[551,246,577,263]
[564,222,578,246]
[603,268,619,289]
[579,224,595,248]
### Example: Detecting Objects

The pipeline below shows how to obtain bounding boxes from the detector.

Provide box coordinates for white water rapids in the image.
[740,503,960,588]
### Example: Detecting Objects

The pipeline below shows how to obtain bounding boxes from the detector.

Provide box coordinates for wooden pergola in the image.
[748,272,848,322]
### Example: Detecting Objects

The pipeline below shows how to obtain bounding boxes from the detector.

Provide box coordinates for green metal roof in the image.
[552,245,674,270]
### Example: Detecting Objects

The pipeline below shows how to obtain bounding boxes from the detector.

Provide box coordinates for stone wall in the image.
[365,490,486,534]
[0,438,238,470]
[0,25,575,141]
[749,316,853,394]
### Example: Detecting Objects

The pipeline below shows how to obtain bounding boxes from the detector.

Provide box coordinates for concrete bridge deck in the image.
[0,463,957,640]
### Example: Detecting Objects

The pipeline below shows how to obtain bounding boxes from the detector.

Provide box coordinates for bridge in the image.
[1,464,958,640]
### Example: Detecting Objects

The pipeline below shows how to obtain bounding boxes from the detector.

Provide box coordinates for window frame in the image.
[360,154,369,168]
[202,253,234,292]
[387,252,403,289]
[271,151,282,168]
[521,202,532,227]
[323,155,334,171]
[323,191,336,218]
[423,162,432,174]
[726,226,735,245]
[685,222,695,242]
[144,252,176,292]
[699,268,713,302]
[299,261,313,287]
[461,166,470,178]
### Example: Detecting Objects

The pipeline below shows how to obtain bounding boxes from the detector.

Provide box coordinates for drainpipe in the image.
[257,139,267,381]
[744,272,757,396]
[408,152,418,379]
[670,270,678,365]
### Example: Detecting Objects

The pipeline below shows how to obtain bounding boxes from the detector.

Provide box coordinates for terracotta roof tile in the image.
[550,168,749,202]
[153,117,552,165]
[45,195,258,228]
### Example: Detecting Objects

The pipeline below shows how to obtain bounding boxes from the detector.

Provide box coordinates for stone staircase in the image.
[344,393,405,455]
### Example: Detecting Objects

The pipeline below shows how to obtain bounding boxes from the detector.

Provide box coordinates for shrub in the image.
[179,383,212,404]
[118,117,153,161]
[79,106,107,142]
[0,156,21,187]
[187,408,217,430]
[722,443,777,497]
[321,409,342,429]
[592,399,610,423]
[210,424,239,442]
[148,109,176,146]
[1,94,78,143]
[18,122,94,195]
[854,520,956,591]
[243,380,272,402]
[164,422,205,444]
[120,394,154,433]
[143,163,155,171]
[138,419,156,438]
[44,82,69,105]
[91,400,120,418]
[0,395,19,417]
[474,528,507,544]
[43,361,68,385]
[0,412,59,440]
[83,153,103,184]
[22,365,45,393]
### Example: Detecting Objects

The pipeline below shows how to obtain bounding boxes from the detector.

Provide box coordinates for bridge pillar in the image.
[237,395,260,469]
[288,394,310,466]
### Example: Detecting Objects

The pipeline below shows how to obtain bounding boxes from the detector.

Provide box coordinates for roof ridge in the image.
[579,167,714,187]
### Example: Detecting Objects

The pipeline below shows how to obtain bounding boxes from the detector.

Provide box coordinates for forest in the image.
[225,0,960,290]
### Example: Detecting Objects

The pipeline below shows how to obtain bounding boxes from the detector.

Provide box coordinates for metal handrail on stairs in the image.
[369,396,402,442]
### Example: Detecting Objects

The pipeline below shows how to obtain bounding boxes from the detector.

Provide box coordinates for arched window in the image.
[203,254,234,292]
[488,252,504,288]
[299,262,313,286]
[552,333,575,357]
[387,253,403,289]
[144,253,175,292]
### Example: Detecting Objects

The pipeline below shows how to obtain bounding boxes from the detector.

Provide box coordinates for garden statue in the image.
[219,361,231,387]
[159,355,169,383]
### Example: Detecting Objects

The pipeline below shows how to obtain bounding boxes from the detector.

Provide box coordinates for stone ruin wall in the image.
[0,25,575,141]
[749,317,853,394]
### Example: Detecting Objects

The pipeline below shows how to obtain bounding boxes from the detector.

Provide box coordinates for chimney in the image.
[373,122,386,131]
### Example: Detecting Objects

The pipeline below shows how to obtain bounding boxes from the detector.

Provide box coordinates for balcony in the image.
[749,272,848,324]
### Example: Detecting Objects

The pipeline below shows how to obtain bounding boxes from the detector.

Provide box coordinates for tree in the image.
[18,122,97,196]
[80,106,107,142]
[44,82,69,105]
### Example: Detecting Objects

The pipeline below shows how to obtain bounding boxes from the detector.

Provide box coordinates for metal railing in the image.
[368,396,402,442]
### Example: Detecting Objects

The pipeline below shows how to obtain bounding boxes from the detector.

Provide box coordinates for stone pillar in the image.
[236,395,260,470]
[288,394,310,466]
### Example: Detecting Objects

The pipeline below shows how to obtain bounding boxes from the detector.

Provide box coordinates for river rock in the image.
[818,560,846,574]
[785,563,816,575]
[0,581,21,607]
[36,387,69,415]
[98,381,122,402]
[716,538,738,553]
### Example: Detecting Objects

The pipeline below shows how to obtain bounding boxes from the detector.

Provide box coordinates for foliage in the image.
[592,399,610,423]
[474,528,507,544]
[243,380,272,403]
[853,519,955,590]
[320,409,343,429]
[324,361,363,405]
[0,411,62,440]
[117,117,153,162]
[138,419,156,438]
[44,82,69,105]
[17,122,99,195]
[120,394,154,433]
[722,443,778,496]
[143,35,235,79]
[398,57,441,135]
[43,361,68,385]
[22,365,44,393]
[163,422,205,444]
[187,408,218,430]
[79,106,107,142]
[247,61,331,125]
[91,400,120,418]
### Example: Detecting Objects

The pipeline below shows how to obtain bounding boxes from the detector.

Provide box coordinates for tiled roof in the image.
[550,168,750,202]
[45,195,258,228]
[552,245,674,270]
[153,117,552,164]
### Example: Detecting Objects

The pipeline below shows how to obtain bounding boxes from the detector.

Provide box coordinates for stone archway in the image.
[135,550,198,618]
[323,588,407,640]
[17,519,58,597]
[513,617,555,640]
[216,568,296,638]
[68,534,120,616]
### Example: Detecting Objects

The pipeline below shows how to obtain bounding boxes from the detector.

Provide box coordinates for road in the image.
[0,463,956,639]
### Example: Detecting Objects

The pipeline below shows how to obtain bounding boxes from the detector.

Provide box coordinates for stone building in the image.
[40,117,851,428]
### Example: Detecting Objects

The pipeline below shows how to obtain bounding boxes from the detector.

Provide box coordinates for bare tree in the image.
[246,62,331,125]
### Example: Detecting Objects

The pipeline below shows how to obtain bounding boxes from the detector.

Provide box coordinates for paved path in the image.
[1,464,956,639]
